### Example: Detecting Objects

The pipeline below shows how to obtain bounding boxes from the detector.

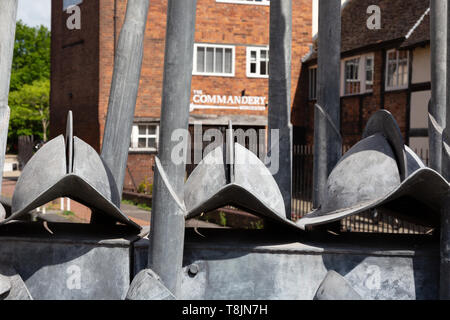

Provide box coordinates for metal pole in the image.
[149,0,197,297]
[441,0,450,300]
[441,192,450,300]
[268,0,293,220]
[443,0,450,181]
[100,0,150,197]
[0,0,18,220]
[313,0,342,208]
[430,0,447,174]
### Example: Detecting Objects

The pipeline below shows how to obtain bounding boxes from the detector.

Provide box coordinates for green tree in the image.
[7,21,50,150]
[10,21,50,91]
[8,79,50,142]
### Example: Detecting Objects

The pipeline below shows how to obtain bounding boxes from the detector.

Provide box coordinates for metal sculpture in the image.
[94,0,150,224]
[3,112,140,230]
[148,0,198,298]
[313,0,342,208]
[268,0,293,218]
[0,0,18,221]
[429,0,447,175]
[184,123,300,230]
[313,271,362,300]
[298,110,450,230]
[0,265,32,300]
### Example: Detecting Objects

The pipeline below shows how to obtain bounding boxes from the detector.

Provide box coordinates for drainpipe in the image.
[313,0,342,208]
[268,0,293,219]
[430,0,447,174]
[0,0,18,219]
[148,0,197,298]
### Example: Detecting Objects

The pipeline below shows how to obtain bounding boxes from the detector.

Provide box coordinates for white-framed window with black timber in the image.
[130,123,159,152]
[386,49,409,91]
[365,55,374,91]
[340,53,374,96]
[308,66,317,100]
[193,44,235,77]
[63,0,83,10]
[216,0,270,5]
[246,46,269,78]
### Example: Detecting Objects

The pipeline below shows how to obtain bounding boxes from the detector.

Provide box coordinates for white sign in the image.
[191,90,267,112]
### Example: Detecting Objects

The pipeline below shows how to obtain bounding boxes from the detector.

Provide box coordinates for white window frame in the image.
[130,124,159,152]
[246,46,269,78]
[308,66,317,100]
[340,53,375,96]
[385,49,410,91]
[216,0,270,6]
[193,43,235,77]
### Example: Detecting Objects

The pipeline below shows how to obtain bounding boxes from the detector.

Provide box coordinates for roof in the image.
[304,0,430,63]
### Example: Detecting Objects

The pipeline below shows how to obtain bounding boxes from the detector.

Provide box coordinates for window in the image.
[193,44,235,77]
[216,0,270,5]
[341,54,374,96]
[386,49,409,90]
[308,66,317,100]
[344,58,360,95]
[130,124,159,152]
[365,55,374,91]
[247,47,269,78]
[63,0,83,10]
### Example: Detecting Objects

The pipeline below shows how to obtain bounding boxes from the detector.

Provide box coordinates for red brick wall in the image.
[50,0,100,150]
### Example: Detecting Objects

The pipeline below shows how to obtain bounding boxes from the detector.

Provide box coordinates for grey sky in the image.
[17,0,51,29]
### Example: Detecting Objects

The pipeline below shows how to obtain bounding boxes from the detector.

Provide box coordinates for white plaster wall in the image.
[412,45,431,84]
[410,90,431,129]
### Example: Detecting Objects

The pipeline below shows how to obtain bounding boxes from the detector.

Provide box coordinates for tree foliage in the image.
[7,21,51,149]
[10,21,50,91]
[8,79,50,142]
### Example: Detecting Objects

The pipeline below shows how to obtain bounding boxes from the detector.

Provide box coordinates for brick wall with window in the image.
[51,0,313,192]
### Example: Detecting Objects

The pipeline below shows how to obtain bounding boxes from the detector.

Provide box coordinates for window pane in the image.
[206,47,214,73]
[260,50,267,60]
[138,138,147,148]
[148,138,157,149]
[197,47,205,73]
[250,62,257,74]
[225,48,232,74]
[388,63,397,87]
[139,126,146,135]
[148,126,157,135]
[215,48,223,73]
[260,61,267,75]
[251,51,257,61]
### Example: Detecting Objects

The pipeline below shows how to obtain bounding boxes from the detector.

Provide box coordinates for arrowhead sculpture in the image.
[298,110,450,230]
[1,112,140,230]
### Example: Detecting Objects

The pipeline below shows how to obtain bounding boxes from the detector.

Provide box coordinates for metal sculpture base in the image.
[0,222,439,300]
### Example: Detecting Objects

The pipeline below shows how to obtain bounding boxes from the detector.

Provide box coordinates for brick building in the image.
[293,0,431,156]
[51,0,313,192]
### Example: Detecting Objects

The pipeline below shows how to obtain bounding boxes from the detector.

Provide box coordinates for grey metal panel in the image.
[0,223,137,300]
[136,231,439,300]
[11,135,67,218]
